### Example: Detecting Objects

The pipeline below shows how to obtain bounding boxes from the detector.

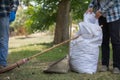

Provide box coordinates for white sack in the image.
[70,13,102,74]
[83,12,99,25]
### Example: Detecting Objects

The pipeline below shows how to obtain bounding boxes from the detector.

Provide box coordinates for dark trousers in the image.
[99,16,120,69]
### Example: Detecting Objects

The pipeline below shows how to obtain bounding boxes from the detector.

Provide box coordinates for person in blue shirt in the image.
[0,0,19,69]
[87,0,120,74]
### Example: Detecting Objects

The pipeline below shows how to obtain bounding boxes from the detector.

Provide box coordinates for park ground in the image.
[0,32,120,80]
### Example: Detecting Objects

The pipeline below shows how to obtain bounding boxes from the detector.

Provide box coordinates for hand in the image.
[86,8,93,13]
[95,10,102,19]
[9,11,16,23]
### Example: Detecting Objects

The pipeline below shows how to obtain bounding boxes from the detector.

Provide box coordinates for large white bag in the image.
[69,13,102,74]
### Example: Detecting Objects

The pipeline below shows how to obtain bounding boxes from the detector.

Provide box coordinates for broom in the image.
[0,35,80,74]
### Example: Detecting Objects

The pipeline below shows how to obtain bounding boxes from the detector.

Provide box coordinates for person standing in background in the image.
[87,0,120,74]
[0,0,19,69]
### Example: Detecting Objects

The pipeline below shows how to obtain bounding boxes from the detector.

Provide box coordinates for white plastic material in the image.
[83,12,99,25]
[70,13,102,74]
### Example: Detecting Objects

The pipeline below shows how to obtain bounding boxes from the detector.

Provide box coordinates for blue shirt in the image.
[89,0,120,22]
[0,0,19,17]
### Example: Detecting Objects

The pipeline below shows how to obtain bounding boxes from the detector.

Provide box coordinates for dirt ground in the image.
[9,32,53,48]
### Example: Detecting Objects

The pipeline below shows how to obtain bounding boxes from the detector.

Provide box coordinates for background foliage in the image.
[11,0,91,34]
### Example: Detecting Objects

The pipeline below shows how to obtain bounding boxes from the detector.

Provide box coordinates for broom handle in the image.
[0,25,103,73]
[28,25,103,60]
[28,35,80,60]
[0,35,80,74]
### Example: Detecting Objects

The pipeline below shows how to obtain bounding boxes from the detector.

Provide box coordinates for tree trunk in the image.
[54,0,70,44]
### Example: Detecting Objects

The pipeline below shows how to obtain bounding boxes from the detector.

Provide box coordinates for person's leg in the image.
[109,19,120,70]
[0,16,9,67]
[99,16,110,68]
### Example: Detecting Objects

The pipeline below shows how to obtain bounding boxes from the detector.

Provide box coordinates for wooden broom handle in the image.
[28,24,102,60]
[28,35,80,60]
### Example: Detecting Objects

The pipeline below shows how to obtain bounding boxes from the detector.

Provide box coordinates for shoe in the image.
[113,67,120,74]
[100,65,109,72]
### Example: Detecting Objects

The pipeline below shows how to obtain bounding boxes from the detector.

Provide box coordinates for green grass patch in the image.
[0,41,119,80]
[8,42,69,63]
